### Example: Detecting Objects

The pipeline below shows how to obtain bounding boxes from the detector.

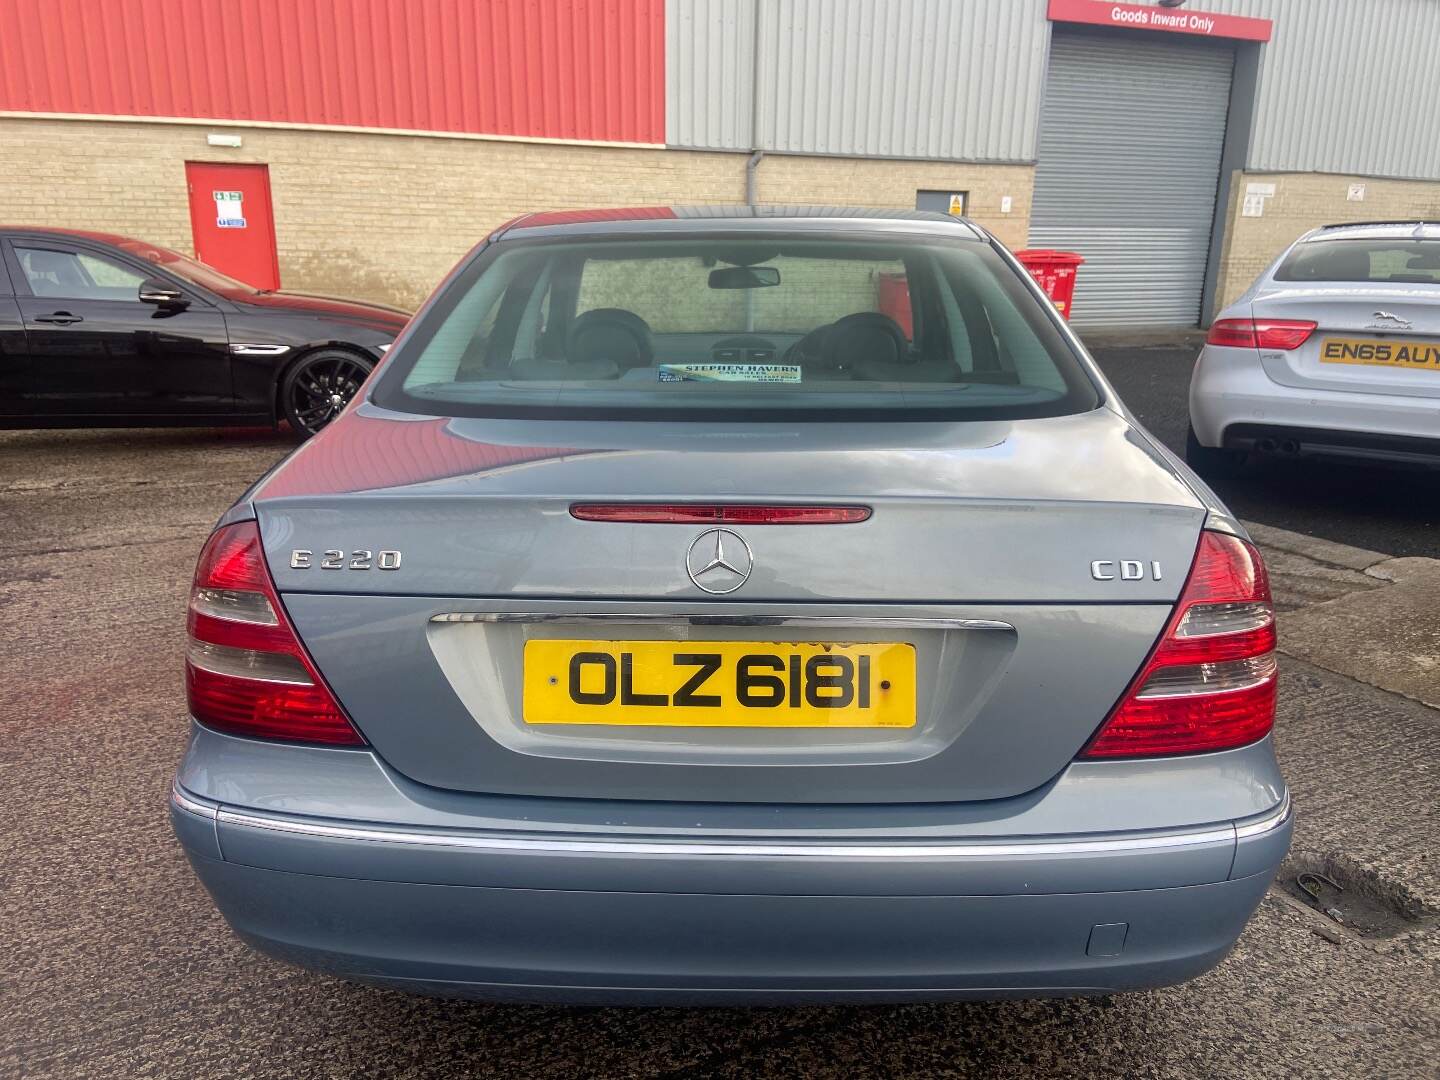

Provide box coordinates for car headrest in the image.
[567,308,654,369]
[819,311,908,370]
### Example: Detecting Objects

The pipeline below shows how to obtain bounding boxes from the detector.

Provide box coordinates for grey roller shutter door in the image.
[1029,31,1234,329]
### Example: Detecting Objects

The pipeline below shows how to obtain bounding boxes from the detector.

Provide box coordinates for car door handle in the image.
[33,311,84,325]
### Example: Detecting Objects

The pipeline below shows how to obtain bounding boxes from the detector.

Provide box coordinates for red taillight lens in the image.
[1206,317,1316,351]
[1255,320,1318,350]
[186,522,364,746]
[1206,318,1259,348]
[570,503,871,524]
[1080,531,1276,759]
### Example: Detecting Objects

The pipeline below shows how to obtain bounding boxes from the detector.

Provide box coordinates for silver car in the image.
[171,206,1290,1004]
[1189,221,1440,477]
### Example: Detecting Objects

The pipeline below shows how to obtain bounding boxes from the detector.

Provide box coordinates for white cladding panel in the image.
[1190,0,1440,181]
[667,0,1440,181]
[666,0,756,151]
[666,0,1048,161]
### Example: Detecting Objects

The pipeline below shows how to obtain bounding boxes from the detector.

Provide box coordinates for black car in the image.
[0,228,410,435]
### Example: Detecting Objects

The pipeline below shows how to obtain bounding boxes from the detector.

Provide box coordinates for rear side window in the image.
[377,233,1098,421]
[1276,238,1440,284]
[15,246,147,300]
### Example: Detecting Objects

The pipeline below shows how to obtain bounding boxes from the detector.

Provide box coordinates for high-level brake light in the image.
[571,504,871,524]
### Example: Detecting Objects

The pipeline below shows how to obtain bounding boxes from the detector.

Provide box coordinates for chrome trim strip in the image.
[1233,792,1291,840]
[429,612,1015,632]
[171,783,219,819]
[215,807,1235,860]
[229,343,293,356]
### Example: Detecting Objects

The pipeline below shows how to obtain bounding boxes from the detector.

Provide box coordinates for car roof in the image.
[494,204,987,241]
[1306,221,1440,242]
[0,225,144,245]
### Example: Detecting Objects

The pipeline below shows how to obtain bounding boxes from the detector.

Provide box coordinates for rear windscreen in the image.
[373,233,1099,420]
[1276,238,1440,284]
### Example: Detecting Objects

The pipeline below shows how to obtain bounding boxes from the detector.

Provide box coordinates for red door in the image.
[185,162,280,290]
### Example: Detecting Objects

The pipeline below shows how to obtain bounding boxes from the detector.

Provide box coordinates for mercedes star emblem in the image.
[685,528,753,594]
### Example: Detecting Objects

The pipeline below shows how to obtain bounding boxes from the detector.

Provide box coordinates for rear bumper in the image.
[171,782,1291,1004]
[1190,343,1440,465]
[1219,423,1440,468]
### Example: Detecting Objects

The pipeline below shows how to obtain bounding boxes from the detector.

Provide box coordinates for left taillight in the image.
[186,521,364,746]
[1206,317,1316,351]
[1080,530,1277,759]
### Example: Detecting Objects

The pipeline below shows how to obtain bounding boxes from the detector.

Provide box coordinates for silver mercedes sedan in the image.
[1189,220,1440,476]
[170,206,1290,1004]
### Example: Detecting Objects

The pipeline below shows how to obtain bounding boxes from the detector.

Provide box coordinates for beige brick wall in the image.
[0,116,1035,310]
[754,154,1033,251]
[1215,171,1440,310]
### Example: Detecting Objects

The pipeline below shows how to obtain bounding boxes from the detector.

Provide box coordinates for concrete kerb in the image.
[1079,328,1208,351]
[1244,521,1440,711]
[1242,521,1390,574]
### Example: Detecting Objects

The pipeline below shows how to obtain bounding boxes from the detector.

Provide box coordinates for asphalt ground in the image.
[1088,343,1440,560]
[2,422,1437,1080]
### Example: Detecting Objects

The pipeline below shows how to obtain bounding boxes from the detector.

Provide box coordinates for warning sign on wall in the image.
[916,189,970,219]
[214,190,246,228]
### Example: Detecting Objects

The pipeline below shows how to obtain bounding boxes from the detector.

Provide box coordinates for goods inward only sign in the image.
[214,190,246,228]
[1046,0,1273,41]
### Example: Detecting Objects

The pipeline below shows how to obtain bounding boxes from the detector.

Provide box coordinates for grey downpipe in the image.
[743,150,764,330]
[745,2,766,329]
[746,0,765,206]
[745,149,765,206]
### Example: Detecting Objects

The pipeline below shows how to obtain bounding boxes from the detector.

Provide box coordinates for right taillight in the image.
[1206,317,1317,350]
[1081,531,1276,759]
[186,521,364,746]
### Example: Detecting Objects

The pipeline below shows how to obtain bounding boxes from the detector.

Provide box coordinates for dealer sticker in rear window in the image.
[658,363,802,383]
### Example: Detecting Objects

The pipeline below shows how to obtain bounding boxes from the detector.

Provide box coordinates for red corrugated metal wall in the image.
[0,0,665,144]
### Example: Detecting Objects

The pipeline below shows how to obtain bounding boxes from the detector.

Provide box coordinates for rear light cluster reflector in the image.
[186,522,364,746]
[571,503,871,524]
[1081,531,1277,759]
[1206,317,1317,351]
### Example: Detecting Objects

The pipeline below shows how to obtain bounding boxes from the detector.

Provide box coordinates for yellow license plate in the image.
[522,639,916,728]
[1320,337,1440,371]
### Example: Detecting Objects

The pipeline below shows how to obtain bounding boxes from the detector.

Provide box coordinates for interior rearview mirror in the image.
[708,265,780,290]
[139,277,188,309]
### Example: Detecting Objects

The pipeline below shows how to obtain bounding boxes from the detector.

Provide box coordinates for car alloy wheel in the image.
[282,349,374,437]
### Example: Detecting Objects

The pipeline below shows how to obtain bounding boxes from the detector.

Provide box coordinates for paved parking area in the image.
[2,425,1437,1080]
[1088,343,1440,559]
